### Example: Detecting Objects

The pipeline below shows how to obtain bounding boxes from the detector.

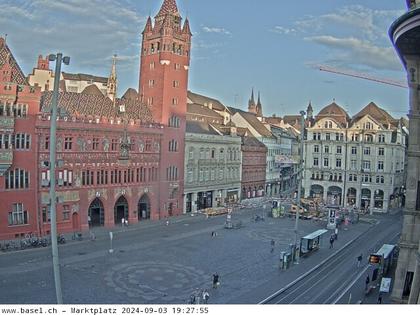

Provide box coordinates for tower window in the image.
[149,62,155,70]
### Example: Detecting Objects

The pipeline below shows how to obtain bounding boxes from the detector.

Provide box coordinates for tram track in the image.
[259,218,401,304]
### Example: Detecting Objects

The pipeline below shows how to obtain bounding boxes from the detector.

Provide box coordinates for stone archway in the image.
[88,198,105,227]
[138,194,151,220]
[374,189,384,209]
[114,196,129,225]
[310,184,324,201]
[347,188,357,206]
[361,188,371,210]
[327,186,342,205]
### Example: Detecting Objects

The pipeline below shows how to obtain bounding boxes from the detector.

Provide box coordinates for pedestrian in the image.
[365,275,370,291]
[189,294,196,304]
[357,254,363,267]
[334,227,338,240]
[166,220,170,226]
[124,218,129,227]
[270,239,275,253]
[194,288,201,305]
[88,215,91,228]
[212,273,219,289]
[202,289,210,304]
[377,295,382,304]
[329,235,335,249]
[121,217,125,227]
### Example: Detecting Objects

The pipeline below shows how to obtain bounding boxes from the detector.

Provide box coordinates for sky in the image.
[0,0,409,118]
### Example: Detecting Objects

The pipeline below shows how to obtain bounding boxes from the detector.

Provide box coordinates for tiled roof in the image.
[315,102,350,127]
[283,115,300,125]
[62,72,108,84]
[122,88,139,101]
[187,91,227,112]
[155,0,180,18]
[352,102,397,127]
[81,84,103,96]
[186,121,220,135]
[265,116,283,125]
[242,135,267,149]
[187,103,224,118]
[229,107,273,138]
[40,91,153,122]
[0,37,28,85]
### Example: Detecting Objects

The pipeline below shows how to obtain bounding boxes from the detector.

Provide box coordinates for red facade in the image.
[240,135,267,199]
[0,0,189,240]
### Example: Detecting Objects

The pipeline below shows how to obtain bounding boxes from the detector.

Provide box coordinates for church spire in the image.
[256,91,263,117]
[248,88,257,114]
[107,54,117,104]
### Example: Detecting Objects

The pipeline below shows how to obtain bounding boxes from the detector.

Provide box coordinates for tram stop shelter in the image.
[300,229,328,256]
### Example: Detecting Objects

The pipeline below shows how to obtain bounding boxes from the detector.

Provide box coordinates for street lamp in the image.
[294,110,306,264]
[48,53,70,304]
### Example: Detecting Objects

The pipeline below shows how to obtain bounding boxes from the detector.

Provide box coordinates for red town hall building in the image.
[0,0,190,240]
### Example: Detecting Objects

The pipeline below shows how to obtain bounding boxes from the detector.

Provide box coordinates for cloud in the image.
[272,5,403,72]
[305,36,401,71]
[0,0,145,84]
[272,26,296,35]
[202,26,231,36]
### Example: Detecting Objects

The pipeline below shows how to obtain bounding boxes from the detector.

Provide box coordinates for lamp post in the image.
[294,110,305,264]
[48,53,70,304]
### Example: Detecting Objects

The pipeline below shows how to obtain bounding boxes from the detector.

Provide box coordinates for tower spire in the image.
[248,88,257,114]
[143,16,153,34]
[107,54,118,105]
[155,0,180,19]
[256,91,263,117]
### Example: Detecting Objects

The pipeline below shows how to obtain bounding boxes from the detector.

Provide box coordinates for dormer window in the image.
[364,122,372,130]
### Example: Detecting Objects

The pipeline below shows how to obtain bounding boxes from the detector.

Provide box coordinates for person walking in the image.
[212,273,219,289]
[121,217,125,227]
[202,289,210,304]
[270,239,275,253]
[365,275,370,292]
[357,254,363,267]
[334,227,338,240]
[329,235,335,249]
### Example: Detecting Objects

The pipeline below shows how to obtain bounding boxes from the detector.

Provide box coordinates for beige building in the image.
[303,102,407,212]
[184,121,242,213]
[28,54,114,97]
[389,0,420,303]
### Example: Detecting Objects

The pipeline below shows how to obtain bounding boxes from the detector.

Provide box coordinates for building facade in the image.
[139,0,191,218]
[184,121,242,213]
[239,132,267,200]
[0,0,188,240]
[303,102,407,212]
[389,0,420,303]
